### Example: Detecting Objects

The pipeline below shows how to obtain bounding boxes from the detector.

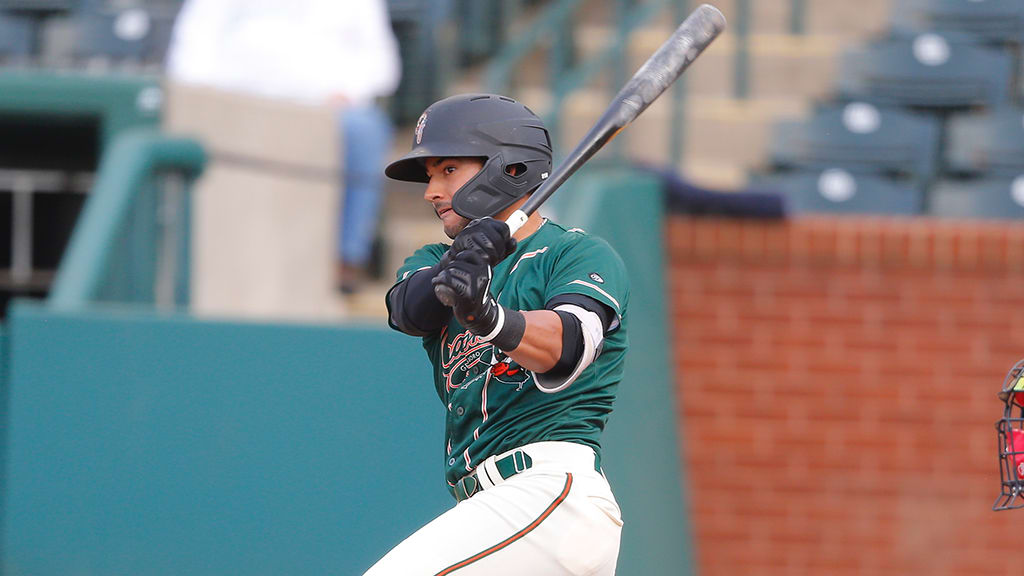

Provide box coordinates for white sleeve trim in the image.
[566,279,620,312]
[535,304,604,393]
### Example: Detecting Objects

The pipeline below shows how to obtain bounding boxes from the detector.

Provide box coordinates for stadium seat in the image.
[73,5,152,62]
[81,0,181,64]
[946,106,1024,176]
[837,33,1013,109]
[388,0,452,123]
[0,12,33,58]
[770,101,941,181]
[929,176,1024,219]
[752,169,923,216]
[0,0,75,11]
[891,0,1024,46]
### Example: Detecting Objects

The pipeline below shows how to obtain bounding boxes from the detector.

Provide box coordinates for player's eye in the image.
[443,165,457,175]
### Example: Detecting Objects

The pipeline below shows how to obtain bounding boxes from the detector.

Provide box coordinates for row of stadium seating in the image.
[754,170,1024,218]
[772,103,1024,180]
[0,0,549,121]
[0,0,181,68]
[758,0,1024,219]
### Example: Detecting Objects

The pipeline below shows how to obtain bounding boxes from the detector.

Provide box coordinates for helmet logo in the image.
[415,112,428,145]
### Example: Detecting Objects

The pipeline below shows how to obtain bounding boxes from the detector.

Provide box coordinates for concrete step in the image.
[677,157,751,190]
[553,89,805,174]
[573,28,845,100]
[572,0,891,36]
[512,0,893,98]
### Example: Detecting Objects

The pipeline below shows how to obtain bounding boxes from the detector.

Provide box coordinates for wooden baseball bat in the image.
[437,3,726,306]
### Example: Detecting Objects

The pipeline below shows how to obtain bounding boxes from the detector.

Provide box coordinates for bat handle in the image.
[435,283,457,307]
[504,209,529,237]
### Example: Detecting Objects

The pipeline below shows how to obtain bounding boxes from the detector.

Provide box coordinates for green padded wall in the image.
[548,165,694,575]
[2,165,691,575]
[2,304,449,575]
[0,71,160,145]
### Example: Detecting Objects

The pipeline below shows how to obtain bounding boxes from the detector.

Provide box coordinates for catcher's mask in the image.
[994,358,1024,511]
[385,93,553,220]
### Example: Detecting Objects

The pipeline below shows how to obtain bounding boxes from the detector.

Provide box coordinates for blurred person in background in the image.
[166,0,401,293]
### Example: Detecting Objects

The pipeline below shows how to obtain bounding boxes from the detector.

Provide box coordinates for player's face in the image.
[423,157,485,239]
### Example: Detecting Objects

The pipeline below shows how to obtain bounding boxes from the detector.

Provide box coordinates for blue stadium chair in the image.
[143,11,177,65]
[929,176,1024,219]
[81,0,182,64]
[837,33,1013,109]
[0,0,75,11]
[0,12,33,58]
[752,169,923,216]
[946,106,1024,176]
[73,5,152,61]
[891,0,1024,46]
[770,102,941,181]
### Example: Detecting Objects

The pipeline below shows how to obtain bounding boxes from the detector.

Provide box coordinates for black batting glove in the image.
[432,250,498,333]
[432,249,526,351]
[447,217,517,267]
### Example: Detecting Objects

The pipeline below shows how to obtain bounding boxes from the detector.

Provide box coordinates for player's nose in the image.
[423,178,445,203]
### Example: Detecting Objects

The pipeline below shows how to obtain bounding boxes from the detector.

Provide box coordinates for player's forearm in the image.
[504,310,563,373]
[387,266,451,336]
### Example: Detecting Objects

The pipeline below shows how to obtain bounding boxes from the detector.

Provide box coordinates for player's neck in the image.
[496,198,544,242]
[511,212,544,242]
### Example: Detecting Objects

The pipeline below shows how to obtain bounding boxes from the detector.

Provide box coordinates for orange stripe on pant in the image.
[434,474,574,575]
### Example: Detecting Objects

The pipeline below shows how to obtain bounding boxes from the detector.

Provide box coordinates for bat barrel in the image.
[513,4,726,224]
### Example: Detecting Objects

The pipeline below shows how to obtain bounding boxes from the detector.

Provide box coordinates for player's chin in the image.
[443,214,471,239]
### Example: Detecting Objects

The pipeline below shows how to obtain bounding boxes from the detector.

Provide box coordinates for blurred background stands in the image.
[754,0,1024,218]
[5,0,1024,316]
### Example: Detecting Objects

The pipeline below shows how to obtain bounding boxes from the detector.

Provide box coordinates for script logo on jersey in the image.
[441,329,492,392]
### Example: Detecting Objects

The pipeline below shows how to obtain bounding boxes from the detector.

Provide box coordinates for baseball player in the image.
[364,94,628,575]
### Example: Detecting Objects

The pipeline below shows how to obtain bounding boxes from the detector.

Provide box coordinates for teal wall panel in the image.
[550,165,694,575]
[3,304,448,575]
[2,164,690,575]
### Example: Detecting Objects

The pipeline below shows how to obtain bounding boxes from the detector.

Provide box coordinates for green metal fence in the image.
[484,0,811,164]
[47,130,206,310]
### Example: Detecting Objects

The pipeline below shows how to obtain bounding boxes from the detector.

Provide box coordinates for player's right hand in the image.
[432,249,501,335]
[447,217,517,267]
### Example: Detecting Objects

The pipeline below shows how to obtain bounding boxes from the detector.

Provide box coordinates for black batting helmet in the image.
[385,93,553,220]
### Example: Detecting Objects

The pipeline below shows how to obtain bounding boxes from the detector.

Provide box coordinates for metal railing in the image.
[48,129,206,311]
[484,0,811,166]
[733,0,809,99]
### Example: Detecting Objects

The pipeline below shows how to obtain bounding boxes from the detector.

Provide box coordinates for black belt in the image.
[454,450,533,502]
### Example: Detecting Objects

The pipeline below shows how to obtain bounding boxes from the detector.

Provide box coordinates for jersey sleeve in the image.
[543,234,629,332]
[393,243,449,285]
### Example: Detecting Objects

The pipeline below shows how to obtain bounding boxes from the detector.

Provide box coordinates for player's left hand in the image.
[448,217,517,267]
[432,249,501,335]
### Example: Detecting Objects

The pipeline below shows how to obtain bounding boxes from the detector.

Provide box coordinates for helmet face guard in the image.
[994,359,1024,511]
[384,94,553,221]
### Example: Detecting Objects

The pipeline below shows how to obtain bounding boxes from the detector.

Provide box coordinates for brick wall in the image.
[669,217,1024,576]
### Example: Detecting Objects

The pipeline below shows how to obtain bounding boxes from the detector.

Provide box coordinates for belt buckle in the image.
[455,472,480,502]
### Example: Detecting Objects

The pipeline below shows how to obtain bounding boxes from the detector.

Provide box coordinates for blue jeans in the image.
[338,105,393,267]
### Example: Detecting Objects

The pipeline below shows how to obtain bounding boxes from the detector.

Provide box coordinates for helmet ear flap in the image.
[451,154,549,220]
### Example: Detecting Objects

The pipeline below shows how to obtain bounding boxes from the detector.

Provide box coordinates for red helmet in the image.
[994,359,1024,511]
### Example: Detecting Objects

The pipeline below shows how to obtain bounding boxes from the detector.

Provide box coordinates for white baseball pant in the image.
[363,441,623,575]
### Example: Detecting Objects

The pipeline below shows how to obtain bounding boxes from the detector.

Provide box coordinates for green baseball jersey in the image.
[393,220,630,494]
